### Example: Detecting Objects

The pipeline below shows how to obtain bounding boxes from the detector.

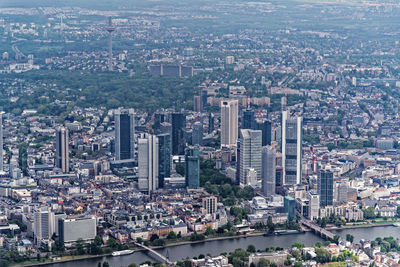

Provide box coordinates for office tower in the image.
[261,146,276,197]
[158,133,171,188]
[192,122,203,146]
[208,113,214,134]
[256,119,272,146]
[201,90,208,111]
[308,191,320,220]
[318,169,333,207]
[336,181,348,204]
[220,100,238,148]
[284,196,296,220]
[194,95,202,112]
[171,112,186,155]
[235,140,241,185]
[59,217,96,245]
[281,111,302,185]
[242,109,255,130]
[56,127,69,173]
[153,112,166,133]
[115,109,135,160]
[138,135,159,193]
[185,147,200,189]
[34,208,54,244]
[239,129,262,185]
[202,196,218,214]
[0,113,3,172]
[105,17,115,71]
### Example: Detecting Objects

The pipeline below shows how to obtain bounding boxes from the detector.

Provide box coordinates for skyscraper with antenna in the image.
[105,17,115,71]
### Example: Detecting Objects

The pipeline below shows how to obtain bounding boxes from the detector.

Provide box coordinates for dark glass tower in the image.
[318,170,333,207]
[157,133,171,188]
[115,109,135,160]
[242,109,255,130]
[185,147,200,189]
[171,112,186,155]
[256,119,272,146]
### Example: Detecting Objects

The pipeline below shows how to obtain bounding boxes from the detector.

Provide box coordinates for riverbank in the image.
[327,222,397,231]
[16,230,305,266]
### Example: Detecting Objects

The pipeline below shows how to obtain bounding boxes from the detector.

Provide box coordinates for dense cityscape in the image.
[2,0,400,266]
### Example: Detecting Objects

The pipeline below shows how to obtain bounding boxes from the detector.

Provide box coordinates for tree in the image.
[205,227,215,236]
[36,253,41,262]
[346,234,354,243]
[247,245,256,253]
[106,238,117,249]
[293,262,302,267]
[150,234,159,242]
[257,258,270,267]
[76,238,85,255]
[333,235,340,245]
[103,262,109,267]
[167,231,177,239]
[291,242,304,249]
[128,264,138,267]
[363,207,376,219]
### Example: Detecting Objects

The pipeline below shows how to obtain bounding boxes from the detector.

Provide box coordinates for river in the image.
[49,226,400,267]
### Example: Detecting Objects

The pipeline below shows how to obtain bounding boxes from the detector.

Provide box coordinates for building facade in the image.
[220,100,238,148]
[115,109,135,160]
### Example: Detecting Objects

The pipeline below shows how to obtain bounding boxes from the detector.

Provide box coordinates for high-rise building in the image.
[0,113,3,172]
[194,95,202,112]
[56,127,69,173]
[185,147,200,189]
[153,112,166,134]
[239,129,262,185]
[59,217,96,245]
[202,195,218,214]
[158,133,171,188]
[284,196,296,220]
[255,119,272,146]
[220,100,238,148]
[171,112,186,155]
[115,109,135,160]
[308,191,320,220]
[201,90,208,112]
[335,181,348,204]
[261,146,276,197]
[318,169,333,207]
[235,140,241,185]
[192,122,203,146]
[34,208,54,245]
[208,113,214,134]
[281,111,302,185]
[242,109,255,130]
[138,134,159,193]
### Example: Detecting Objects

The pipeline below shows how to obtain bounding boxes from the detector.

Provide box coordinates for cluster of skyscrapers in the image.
[114,108,200,194]
[220,99,304,197]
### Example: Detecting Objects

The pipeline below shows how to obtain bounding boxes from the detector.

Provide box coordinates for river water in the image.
[49,226,400,267]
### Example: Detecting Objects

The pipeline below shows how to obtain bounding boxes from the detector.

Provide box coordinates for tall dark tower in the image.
[105,17,115,71]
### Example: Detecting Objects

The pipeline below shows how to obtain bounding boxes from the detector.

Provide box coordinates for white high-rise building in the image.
[56,127,69,173]
[261,146,276,197]
[220,100,238,148]
[308,191,320,220]
[281,112,302,185]
[138,134,159,193]
[239,129,262,185]
[34,208,55,245]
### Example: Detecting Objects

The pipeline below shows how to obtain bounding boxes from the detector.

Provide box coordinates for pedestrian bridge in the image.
[134,242,173,265]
